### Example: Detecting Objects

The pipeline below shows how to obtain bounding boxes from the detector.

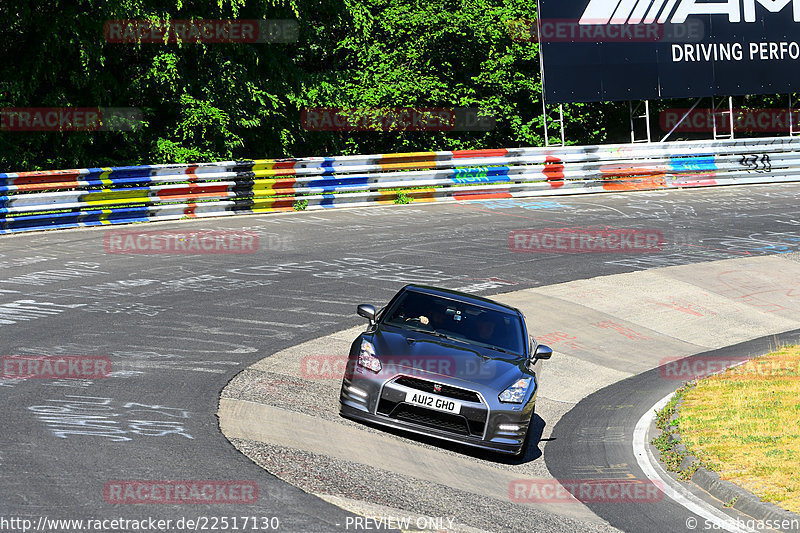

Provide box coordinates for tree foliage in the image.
[1,1,781,171]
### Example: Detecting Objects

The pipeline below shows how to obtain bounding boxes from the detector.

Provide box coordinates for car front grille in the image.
[377,397,486,438]
[393,376,482,403]
[392,404,470,435]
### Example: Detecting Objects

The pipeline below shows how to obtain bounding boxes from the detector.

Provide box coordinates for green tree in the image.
[5,0,782,172]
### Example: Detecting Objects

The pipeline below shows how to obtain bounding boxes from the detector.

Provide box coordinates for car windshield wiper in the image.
[397,323,509,350]
[485,344,511,354]
[404,327,460,342]
[402,325,441,336]
[406,327,456,341]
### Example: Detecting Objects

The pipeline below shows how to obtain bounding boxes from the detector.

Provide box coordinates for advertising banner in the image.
[538,0,800,103]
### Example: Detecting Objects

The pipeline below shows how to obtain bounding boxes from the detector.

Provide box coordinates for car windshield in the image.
[383,290,525,355]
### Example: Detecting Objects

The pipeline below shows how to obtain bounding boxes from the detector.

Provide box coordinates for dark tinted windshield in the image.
[383,290,524,354]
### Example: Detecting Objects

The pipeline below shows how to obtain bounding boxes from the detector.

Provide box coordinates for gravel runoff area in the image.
[228,438,616,533]
[221,367,574,477]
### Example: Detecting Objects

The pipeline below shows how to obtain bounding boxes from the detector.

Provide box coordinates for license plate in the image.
[405,391,462,414]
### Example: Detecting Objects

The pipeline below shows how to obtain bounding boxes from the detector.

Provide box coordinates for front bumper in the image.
[340,374,534,455]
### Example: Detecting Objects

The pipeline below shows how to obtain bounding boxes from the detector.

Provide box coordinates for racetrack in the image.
[2,184,800,532]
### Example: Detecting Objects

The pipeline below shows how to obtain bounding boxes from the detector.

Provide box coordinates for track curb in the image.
[691,469,800,532]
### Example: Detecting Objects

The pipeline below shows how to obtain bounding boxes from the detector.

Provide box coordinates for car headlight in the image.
[498,377,531,403]
[357,339,382,373]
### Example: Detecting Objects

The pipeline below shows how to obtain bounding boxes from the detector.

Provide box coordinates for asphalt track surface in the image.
[2,184,800,532]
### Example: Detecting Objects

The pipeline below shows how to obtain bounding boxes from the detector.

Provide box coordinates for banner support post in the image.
[629,100,652,143]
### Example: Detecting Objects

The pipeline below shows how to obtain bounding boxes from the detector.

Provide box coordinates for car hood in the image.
[368,326,529,388]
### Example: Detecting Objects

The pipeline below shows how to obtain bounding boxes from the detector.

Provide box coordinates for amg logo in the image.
[579,0,800,24]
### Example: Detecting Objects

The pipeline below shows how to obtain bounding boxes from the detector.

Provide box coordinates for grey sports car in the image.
[339,284,552,456]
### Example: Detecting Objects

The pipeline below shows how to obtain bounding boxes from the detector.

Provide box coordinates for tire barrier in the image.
[2,136,800,233]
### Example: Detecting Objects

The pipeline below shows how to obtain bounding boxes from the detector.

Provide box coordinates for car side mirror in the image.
[357,304,376,325]
[533,344,553,361]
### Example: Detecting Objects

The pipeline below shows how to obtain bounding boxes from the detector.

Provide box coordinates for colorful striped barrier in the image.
[2,136,800,233]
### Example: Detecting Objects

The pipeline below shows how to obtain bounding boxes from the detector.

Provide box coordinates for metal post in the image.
[629,101,635,144]
[542,97,550,146]
[536,0,554,147]
[712,96,734,140]
[712,96,718,140]
[728,96,734,139]
[629,101,652,143]
[541,102,565,147]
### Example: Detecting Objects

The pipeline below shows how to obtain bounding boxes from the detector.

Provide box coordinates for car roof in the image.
[401,284,523,316]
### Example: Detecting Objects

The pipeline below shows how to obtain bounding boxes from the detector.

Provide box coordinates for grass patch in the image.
[676,344,800,512]
[394,192,414,204]
[651,382,699,480]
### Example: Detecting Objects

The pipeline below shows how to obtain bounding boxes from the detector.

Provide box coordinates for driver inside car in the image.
[416,305,447,329]
[475,313,502,345]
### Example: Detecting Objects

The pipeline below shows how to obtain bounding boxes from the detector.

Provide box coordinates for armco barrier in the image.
[2,136,800,233]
